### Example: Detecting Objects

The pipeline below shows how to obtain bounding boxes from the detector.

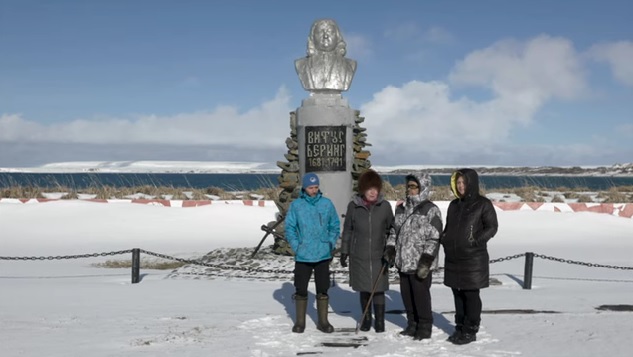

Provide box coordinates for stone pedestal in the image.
[297,93,355,223]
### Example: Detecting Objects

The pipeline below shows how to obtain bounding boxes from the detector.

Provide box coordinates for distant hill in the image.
[382,163,633,177]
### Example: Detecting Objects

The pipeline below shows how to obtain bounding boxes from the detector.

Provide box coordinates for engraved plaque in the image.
[305,126,346,172]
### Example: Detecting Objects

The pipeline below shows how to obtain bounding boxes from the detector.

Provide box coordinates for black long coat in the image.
[442,169,499,289]
[341,194,394,292]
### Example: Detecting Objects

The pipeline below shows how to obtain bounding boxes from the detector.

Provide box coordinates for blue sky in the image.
[1,0,632,167]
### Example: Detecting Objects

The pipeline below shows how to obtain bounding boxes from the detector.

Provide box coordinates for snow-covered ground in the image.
[1,200,633,356]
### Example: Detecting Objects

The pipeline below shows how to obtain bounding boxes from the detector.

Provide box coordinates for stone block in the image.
[354,151,371,160]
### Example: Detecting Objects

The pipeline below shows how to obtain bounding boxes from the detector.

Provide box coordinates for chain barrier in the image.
[0,250,133,261]
[533,253,633,270]
[2,250,631,274]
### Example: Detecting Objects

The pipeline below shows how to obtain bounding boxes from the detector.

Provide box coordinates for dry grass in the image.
[250,187,280,200]
[1,184,632,203]
[1,186,45,198]
[562,191,594,203]
[430,185,454,201]
[381,181,402,200]
[513,186,542,202]
[597,187,629,203]
[92,259,187,270]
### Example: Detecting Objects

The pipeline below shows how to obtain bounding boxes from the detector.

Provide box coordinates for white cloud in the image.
[361,80,527,161]
[449,35,587,103]
[0,88,293,148]
[360,35,589,164]
[587,41,633,86]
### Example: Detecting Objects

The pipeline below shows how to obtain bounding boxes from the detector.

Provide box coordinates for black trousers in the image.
[451,288,482,327]
[399,272,433,325]
[294,260,331,297]
[360,291,385,306]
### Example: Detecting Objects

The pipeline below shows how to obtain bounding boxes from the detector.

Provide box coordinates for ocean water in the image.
[1,172,632,191]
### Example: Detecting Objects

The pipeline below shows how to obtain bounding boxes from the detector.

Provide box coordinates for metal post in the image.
[131,248,140,284]
[331,269,336,287]
[523,252,534,290]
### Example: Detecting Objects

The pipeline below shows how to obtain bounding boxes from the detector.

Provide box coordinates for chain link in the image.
[0,250,133,261]
[533,253,633,270]
[489,253,525,264]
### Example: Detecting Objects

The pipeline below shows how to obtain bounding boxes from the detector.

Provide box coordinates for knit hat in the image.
[358,169,382,193]
[302,172,320,188]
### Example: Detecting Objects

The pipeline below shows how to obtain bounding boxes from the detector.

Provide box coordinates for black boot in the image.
[292,295,307,333]
[451,321,478,345]
[413,323,432,340]
[359,293,372,332]
[360,313,372,331]
[447,324,463,342]
[399,312,417,336]
[373,303,385,333]
[448,313,465,342]
[316,294,334,333]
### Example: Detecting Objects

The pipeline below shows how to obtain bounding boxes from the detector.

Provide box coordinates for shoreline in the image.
[1,161,632,177]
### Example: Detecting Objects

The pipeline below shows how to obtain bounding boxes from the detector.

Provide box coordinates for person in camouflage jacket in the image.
[385,172,442,340]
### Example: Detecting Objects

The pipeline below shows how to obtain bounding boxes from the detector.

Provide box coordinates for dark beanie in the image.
[358,169,382,193]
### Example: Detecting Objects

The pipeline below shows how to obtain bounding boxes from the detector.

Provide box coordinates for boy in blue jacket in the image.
[285,172,340,333]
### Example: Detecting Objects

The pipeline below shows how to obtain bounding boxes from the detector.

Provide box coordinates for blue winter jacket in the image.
[285,190,341,263]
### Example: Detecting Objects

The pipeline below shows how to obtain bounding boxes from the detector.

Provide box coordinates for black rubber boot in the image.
[373,303,385,333]
[413,323,432,340]
[292,295,307,333]
[451,321,478,345]
[447,324,463,342]
[399,312,417,336]
[359,293,372,331]
[448,313,465,342]
[316,294,334,333]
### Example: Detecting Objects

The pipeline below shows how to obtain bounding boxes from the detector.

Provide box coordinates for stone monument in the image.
[269,19,373,255]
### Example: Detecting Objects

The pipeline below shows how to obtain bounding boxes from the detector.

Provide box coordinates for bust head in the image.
[307,19,346,56]
[295,19,356,92]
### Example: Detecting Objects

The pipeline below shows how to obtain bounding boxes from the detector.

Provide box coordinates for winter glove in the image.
[416,254,435,280]
[340,253,348,268]
[383,245,396,267]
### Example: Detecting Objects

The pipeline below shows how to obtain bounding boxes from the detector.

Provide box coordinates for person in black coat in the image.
[441,168,498,345]
[340,169,394,332]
